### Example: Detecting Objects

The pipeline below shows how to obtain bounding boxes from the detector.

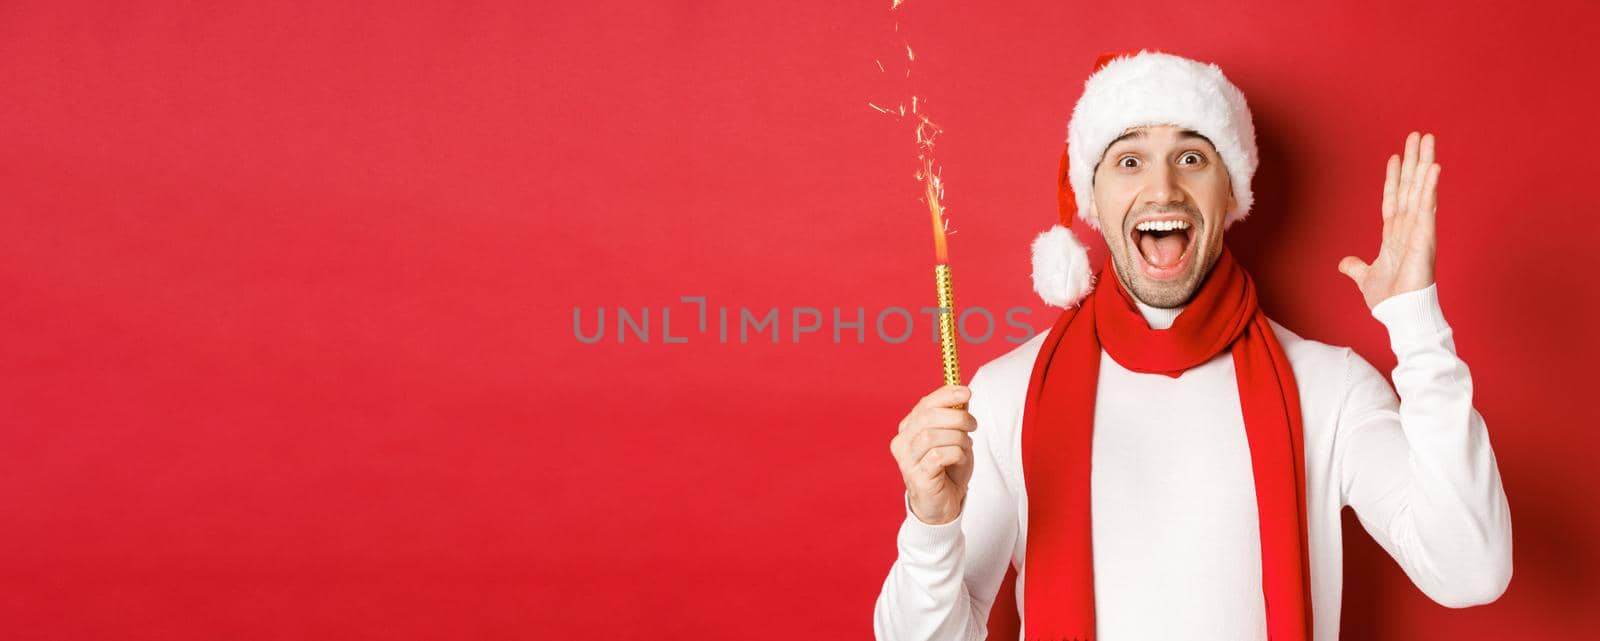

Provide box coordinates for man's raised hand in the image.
[1338,131,1441,309]
[890,385,977,526]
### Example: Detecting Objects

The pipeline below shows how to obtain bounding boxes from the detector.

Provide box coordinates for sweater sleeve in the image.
[873,366,1020,641]
[1335,283,1514,608]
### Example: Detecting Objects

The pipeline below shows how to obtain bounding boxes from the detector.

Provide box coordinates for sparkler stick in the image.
[923,154,962,400]
[876,0,963,404]
[935,263,960,384]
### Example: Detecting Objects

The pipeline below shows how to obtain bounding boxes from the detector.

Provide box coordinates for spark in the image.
[922,155,949,262]
[873,0,953,262]
[914,114,942,152]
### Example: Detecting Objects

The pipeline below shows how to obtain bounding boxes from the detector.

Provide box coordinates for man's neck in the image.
[1133,298,1186,330]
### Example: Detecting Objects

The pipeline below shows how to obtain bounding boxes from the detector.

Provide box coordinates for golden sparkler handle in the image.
[934,263,963,408]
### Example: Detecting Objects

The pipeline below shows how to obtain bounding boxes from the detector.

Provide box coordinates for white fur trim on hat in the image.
[1031,224,1094,308]
[1066,51,1258,231]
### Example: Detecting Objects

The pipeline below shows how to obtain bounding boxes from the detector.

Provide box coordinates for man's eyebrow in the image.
[1106,128,1215,148]
[1177,129,1214,146]
[1108,129,1147,147]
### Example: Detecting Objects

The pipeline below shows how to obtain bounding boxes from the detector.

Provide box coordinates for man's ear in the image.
[1225,173,1238,213]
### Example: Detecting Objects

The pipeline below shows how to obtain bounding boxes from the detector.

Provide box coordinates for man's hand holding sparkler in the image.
[890,384,976,525]
[1339,131,1442,309]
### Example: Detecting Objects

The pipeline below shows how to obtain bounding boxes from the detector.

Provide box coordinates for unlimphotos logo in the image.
[573,296,1038,345]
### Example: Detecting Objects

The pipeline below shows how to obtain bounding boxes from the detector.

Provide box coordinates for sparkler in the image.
[872,0,962,400]
[918,120,961,395]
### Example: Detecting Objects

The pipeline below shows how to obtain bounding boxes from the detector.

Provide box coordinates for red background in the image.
[2,1,1596,639]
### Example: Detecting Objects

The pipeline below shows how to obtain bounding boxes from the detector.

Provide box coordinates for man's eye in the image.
[1180,152,1203,165]
[1119,156,1140,168]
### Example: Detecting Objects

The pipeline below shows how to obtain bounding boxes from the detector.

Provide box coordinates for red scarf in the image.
[1019,248,1312,641]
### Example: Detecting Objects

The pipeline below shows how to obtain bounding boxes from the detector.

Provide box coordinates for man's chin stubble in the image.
[1113,250,1208,309]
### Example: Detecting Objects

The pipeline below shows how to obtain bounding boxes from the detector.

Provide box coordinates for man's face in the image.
[1090,124,1236,308]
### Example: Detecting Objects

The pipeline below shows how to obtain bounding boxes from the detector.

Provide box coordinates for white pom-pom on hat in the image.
[1031,48,1258,308]
[1028,109,1098,309]
[1031,224,1095,308]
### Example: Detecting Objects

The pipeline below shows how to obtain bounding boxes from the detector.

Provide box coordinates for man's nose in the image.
[1143,161,1186,206]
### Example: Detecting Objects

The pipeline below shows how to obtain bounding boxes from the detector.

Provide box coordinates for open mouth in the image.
[1130,217,1197,280]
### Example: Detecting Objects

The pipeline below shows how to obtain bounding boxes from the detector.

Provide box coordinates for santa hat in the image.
[1031,49,1259,307]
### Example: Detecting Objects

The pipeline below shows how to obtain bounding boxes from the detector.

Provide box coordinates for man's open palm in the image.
[1339,131,1441,309]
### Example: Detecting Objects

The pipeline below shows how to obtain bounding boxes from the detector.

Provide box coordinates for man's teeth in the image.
[1135,220,1192,232]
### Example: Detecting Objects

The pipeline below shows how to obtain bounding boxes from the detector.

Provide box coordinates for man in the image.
[873,50,1512,641]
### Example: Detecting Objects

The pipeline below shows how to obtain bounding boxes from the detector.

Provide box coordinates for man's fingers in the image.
[900,429,973,468]
[913,384,971,413]
[1408,133,1435,211]
[1414,133,1440,206]
[1420,163,1440,225]
[1398,131,1420,201]
[1338,256,1369,284]
[906,406,977,433]
[914,444,970,479]
[899,387,974,444]
[1381,154,1400,220]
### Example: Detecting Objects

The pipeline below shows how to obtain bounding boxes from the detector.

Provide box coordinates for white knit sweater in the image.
[873,284,1513,641]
